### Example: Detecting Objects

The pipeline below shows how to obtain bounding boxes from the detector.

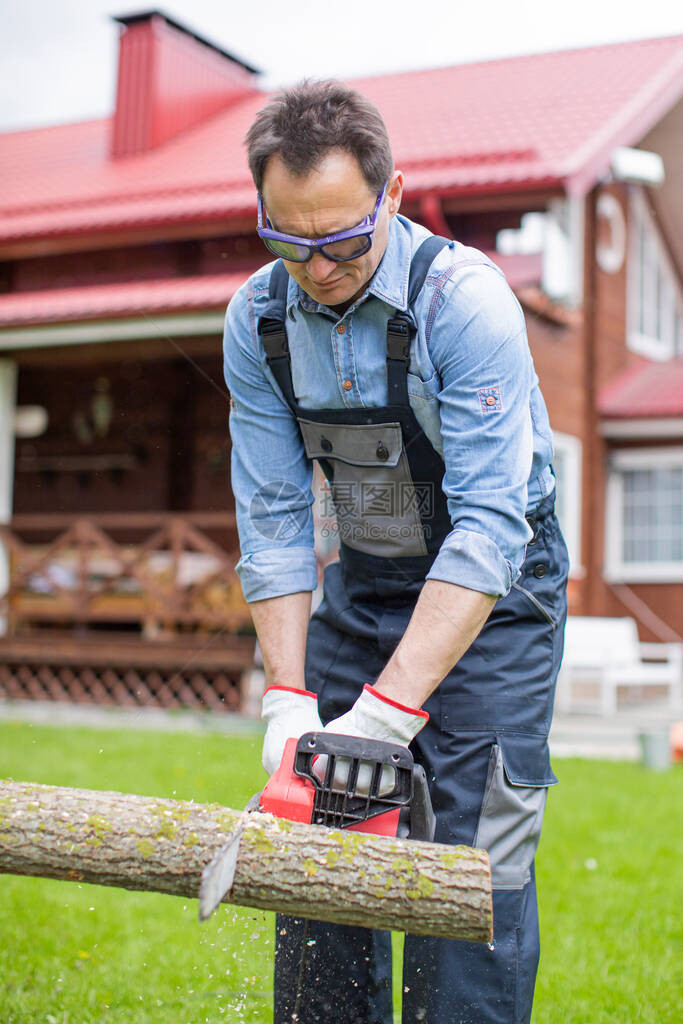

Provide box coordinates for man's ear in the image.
[387,171,404,218]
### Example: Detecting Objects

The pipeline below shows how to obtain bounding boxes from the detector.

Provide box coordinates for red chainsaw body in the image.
[260,737,315,824]
[260,736,401,836]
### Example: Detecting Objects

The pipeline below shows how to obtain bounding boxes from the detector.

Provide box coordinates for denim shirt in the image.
[223,214,555,603]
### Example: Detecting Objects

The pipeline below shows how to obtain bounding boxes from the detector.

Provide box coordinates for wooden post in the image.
[0,360,17,636]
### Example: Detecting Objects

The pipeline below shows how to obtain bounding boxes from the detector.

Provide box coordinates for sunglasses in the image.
[256,181,389,263]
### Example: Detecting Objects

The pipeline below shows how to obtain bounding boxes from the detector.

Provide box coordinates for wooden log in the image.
[0,780,492,942]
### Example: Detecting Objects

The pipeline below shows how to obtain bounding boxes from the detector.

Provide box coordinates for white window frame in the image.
[605,446,683,583]
[627,189,683,361]
[551,431,583,576]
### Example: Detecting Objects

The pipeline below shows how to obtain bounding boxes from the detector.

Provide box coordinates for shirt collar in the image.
[367,215,411,310]
[285,215,412,318]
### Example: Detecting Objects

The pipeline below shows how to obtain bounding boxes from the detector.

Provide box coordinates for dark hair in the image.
[246,79,393,193]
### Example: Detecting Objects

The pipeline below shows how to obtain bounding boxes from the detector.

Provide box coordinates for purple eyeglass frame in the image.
[256,180,389,262]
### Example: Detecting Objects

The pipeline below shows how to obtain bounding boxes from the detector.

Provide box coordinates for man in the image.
[223,79,568,1024]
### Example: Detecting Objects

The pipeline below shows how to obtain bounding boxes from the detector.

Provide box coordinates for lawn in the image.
[0,718,680,1023]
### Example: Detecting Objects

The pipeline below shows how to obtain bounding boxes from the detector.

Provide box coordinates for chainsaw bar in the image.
[198,793,260,921]
[198,825,244,921]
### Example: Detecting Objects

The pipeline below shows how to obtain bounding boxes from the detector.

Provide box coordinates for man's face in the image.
[260,149,403,309]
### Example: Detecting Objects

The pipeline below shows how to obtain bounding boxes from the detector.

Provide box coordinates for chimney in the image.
[111,10,259,159]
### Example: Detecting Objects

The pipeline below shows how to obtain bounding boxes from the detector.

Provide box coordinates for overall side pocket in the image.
[473,736,553,890]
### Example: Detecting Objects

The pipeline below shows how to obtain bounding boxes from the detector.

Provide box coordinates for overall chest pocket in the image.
[298,419,403,467]
[297,419,428,557]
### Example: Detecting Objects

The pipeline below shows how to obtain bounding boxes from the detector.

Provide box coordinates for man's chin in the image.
[306,278,368,308]
[308,278,348,299]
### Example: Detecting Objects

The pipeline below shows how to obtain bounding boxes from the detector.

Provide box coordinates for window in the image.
[606,448,683,582]
[551,431,582,575]
[628,190,683,360]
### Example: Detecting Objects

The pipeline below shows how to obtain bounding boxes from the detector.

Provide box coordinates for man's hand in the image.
[261,685,323,775]
[373,580,496,708]
[316,685,428,794]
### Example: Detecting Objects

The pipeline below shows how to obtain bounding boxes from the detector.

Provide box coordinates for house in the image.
[0,11,681,710]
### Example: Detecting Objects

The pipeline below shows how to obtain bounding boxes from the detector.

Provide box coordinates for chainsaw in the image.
[198,731,435,920]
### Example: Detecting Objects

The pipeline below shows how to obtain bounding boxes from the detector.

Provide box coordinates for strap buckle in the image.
[258,319,290,359]
[386,316,412,361]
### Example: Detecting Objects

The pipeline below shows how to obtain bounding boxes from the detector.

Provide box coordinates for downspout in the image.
[582,188,600,614]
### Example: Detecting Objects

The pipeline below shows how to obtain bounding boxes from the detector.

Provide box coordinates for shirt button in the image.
[533,564,547,579]
[336,323,346,334]
[343,379,353,391]
[320,437,333,453]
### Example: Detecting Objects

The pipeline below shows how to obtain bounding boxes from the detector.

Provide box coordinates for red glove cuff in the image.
[363,684,429,720]
[264,685,318,699]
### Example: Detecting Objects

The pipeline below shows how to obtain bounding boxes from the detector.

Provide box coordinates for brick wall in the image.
[580,185,683,640]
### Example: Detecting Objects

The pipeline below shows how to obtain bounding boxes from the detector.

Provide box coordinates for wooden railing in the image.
[0,513,254,637]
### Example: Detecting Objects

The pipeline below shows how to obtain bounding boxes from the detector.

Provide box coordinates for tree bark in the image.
[0,780,492,942]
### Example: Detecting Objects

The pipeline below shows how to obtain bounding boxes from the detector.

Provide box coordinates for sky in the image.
[1,0,682,133]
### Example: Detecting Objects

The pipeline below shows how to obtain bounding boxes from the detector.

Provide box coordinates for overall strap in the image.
[386,235,451,405]
[258,260,298,411]
[259,237,451,411]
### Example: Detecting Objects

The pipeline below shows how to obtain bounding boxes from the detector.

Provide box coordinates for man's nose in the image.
[306,252,339,282]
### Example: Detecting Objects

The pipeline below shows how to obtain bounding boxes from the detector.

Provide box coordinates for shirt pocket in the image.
[407,370,440,404]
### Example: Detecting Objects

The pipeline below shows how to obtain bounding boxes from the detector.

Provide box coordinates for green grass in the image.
[0,720,681,1023]
[535,758,682,1023]
[0,723,273,1024]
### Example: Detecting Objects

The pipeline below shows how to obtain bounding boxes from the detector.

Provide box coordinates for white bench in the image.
[556,616,683,716]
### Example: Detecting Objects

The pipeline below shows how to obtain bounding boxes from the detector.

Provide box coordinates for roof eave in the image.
[0,176,570,254]
[0,311,228,350]
[600,416,683,438]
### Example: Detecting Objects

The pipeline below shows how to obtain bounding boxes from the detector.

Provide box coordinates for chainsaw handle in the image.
[406,764,436,842]
[295,732,436,841]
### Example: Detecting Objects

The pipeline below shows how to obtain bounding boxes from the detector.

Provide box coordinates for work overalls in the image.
[258,240,569,1024]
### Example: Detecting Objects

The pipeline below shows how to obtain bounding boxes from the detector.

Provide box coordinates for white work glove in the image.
[261,685,323,776]
[316,684,429,794]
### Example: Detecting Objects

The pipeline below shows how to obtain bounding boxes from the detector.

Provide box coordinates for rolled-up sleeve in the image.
[223,278,318,602]
[424,263,535,596]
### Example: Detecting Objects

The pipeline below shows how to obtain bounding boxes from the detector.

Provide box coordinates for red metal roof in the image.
[598,357,683,418]
[0,256,541,329]
[1,34,682,245]
[0,252,541,329]
[0,272,248,327]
